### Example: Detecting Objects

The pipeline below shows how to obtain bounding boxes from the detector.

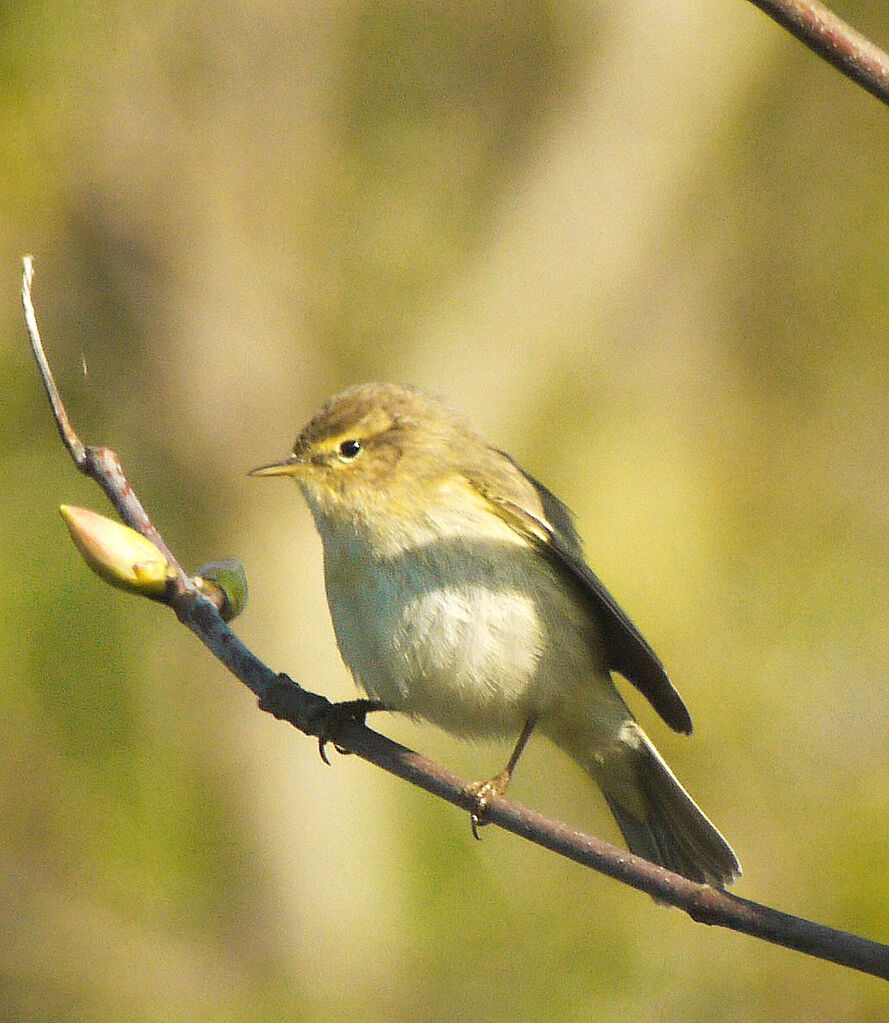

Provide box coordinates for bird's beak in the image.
[247,456,306,478]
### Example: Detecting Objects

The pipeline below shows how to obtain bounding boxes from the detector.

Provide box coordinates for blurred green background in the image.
[4,1,889,1019]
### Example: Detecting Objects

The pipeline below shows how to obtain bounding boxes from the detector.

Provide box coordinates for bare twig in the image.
[22,256,87,465]
[22,258,889,981]
[747,0,889,107]
[22,258,183,570]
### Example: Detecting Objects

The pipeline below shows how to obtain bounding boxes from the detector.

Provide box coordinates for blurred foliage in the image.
[4,1,889,1019]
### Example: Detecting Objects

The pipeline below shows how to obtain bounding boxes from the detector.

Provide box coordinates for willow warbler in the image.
[251,383,740,886]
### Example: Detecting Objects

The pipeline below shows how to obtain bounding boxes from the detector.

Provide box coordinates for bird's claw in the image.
[317,736,336,766]
[311,698,386,765]
[466,771,511,840]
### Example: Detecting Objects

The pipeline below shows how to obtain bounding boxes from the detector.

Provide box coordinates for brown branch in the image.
[747,0,889,106]
[22,257,889,981]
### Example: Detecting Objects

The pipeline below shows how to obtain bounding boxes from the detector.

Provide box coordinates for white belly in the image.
[321,530,604,738]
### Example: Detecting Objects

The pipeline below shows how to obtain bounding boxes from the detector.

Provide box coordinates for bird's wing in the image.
[467,460,693,734]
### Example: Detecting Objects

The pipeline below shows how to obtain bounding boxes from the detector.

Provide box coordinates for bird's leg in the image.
[467,716,537,839]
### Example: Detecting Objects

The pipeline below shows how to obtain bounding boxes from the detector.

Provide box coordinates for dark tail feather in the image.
[602,724,740,888]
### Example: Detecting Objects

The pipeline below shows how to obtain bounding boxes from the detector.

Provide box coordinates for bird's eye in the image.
[337,439,362,460]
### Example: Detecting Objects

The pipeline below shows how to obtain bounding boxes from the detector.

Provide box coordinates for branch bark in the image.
[747,0,889,106]
[22,257,889,981]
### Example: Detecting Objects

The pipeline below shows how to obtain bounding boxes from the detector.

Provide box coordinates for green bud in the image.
[194,559,249,621]
[60,505,175,597]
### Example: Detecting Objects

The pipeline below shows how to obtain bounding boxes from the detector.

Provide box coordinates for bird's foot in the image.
[310,698,386,765]
[465,770,512,840]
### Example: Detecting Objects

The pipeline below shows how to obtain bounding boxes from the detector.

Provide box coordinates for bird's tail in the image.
[588,721,740,887]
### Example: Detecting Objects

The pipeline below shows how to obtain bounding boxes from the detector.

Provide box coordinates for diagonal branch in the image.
[747,0,889,107]
[22,257,889,981]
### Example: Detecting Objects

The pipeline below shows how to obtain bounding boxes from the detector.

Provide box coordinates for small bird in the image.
[250,383,740,886]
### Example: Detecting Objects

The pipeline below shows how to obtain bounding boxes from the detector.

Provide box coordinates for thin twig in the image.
[22,257,889,981]
[747,0,889,107]
[21,259,185,569]
[22,256,87,465]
